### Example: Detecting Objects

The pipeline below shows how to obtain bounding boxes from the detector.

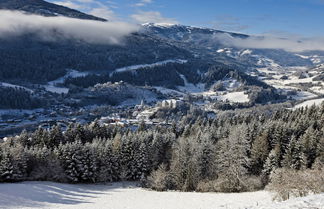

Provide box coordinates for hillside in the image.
[0,0,106,20]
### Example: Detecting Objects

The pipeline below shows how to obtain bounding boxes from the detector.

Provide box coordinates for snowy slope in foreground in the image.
[254,193,324,209]
[0,182,323,209]
[0,182,271,209]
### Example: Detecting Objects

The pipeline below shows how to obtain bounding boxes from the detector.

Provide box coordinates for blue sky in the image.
[49,0,324,36]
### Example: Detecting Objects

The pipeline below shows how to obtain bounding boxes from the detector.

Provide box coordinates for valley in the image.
[0,1,324,208]
[1,43,323,138]
[1,53,324,137]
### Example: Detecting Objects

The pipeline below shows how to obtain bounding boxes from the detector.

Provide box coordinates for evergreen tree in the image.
[0,152,14,182]
[262,145,281,176]
[250,130,270,175]
[97,140,119,182]
[134,142,150,179]
[49,125,64,147]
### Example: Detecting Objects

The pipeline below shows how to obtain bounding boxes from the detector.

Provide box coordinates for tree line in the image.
[0,104,323,197]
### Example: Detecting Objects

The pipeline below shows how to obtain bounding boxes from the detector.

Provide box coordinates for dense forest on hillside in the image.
[64,61,208,89]
[0,86,45,109]
[0,103,323,199]
[0,34,190,83]
[64,62,269,90]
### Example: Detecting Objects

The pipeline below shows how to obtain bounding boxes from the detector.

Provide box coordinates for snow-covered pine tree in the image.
[282,135,305,170]
[97,140,119,182]
[11,146,29,181]
[250,130,270,175]
[48,125,64,147]
[195,132,215,180]
[120,136,135,180]
[262,144,281,176]
[300,127,320,168]
[0,152,13,182]
[313,136,324,169]
[134,141,149,180]
[56,142,82,182]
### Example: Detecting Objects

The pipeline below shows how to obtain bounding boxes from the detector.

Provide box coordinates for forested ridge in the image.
[0,104,323,198]
[0,33,190,83]
[0,86,44,109]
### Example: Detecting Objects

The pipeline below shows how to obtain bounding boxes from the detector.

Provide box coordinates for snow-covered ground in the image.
[44,70,89,94]
[0,108,44,116]
[176,74,249,103]
[255,193,324,209]
[177,74,205,93]
[153,86,185,96]
[311,86,324,94]
[0,182,323,209]
[110,59,188,77]
[0,82,34,93]
[290,91,317,100]
[294,98,324,109]
[216,91,250,103]
[296,54,324,65]
[195,91,250,103]
[247,57,324,105]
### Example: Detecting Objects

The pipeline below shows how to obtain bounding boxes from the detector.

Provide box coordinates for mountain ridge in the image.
[0,0,107,21]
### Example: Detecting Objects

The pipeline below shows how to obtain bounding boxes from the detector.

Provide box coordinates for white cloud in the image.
[0,10,139,44]
[131,11,178,24]
[52,0,117,20]
[53,1,85,9]
[213,33,324,52]
[89,7,116,20]
[134,0,153,7]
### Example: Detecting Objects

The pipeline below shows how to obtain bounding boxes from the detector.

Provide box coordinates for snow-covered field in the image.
[1,182,323,209]
[294,98,324,109]
[255,193,324,209]
[216,91,250,103]
[44,70,89,94]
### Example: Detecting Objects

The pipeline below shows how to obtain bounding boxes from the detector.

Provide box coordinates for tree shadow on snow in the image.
[0,181,122,208]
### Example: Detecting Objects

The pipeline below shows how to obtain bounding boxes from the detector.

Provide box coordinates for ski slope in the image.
[110,59,188,77]
[44,70,89,94]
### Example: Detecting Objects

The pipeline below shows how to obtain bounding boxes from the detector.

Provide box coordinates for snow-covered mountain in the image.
[142,23,317,68]
[0,0,323,110]
[0,0,106,21]
[142,23,248,42]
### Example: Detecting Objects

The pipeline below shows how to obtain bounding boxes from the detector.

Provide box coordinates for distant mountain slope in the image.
[142,23,313,67]
[0,1,194,83]
[0,33,191,83]
[0,0,106,21]
[142,23,249,41]
[0,0,318,93]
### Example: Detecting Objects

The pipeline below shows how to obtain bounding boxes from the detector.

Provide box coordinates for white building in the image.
[161,99,184,109]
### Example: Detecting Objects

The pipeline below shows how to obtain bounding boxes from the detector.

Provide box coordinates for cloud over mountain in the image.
[0,10,138,44]
[131,11,178,24]
[215,33,324,52]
